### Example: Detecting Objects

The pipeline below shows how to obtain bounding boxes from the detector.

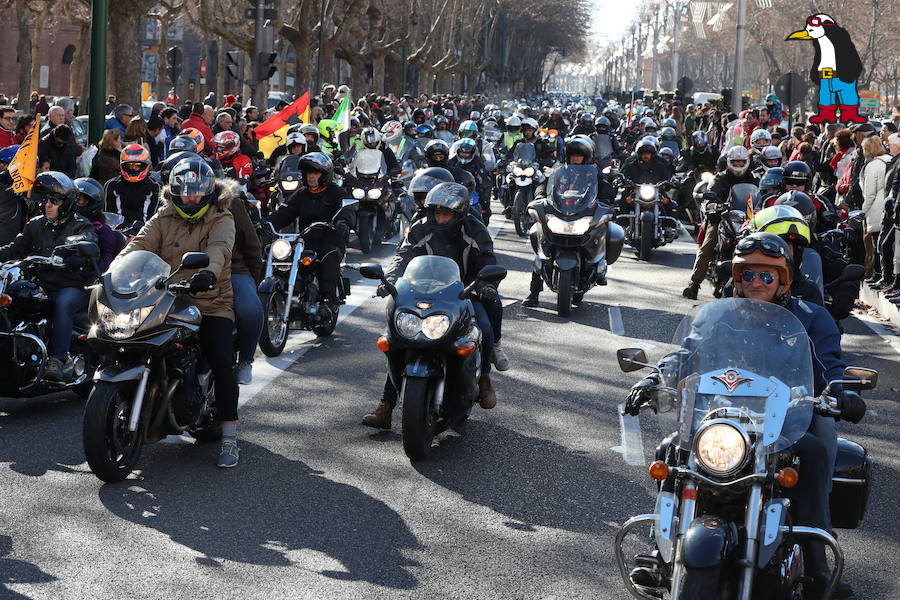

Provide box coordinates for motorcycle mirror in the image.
[839,367,878,391]
[180,252,210,270]
[616,347,651,372]
[341,198,359,209]
[703,191,718,201]
[76,241,100,260]
[358,263,385,281]
[830,263,864,286]
[476,265,507,283]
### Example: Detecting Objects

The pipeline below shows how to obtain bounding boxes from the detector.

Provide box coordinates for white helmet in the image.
[521,117,539,131]
[726,145,751,177]
[750,128,772,150]
[640,116,657,130]
[506,116,522,131]
[286,131,305,148]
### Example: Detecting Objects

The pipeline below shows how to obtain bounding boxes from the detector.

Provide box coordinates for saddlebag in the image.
[606,223,625,265]
[829,437,872,529]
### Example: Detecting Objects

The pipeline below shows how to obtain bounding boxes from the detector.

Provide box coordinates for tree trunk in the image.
[320,39,336,87]
[293,38,312,97]
[157,16,170,101]
[371,50,385,95]
[109,1,144,109]
[15,0,32,112]
[349,55,367,97]
[70,20,91,100]
[30,12,48,93]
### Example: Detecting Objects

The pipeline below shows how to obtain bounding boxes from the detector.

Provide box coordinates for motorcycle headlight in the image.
[271,239,293,260]
[639,184,656,200]
[546,215,592,235]
[421,314,450,340]
[700,171,715,183]
[513,167,525,177]
[395,312,422,338]
[523,166,535,177]
[352,188,366,200]
[281,180,299,191]
[97,302,153,340]
[367,188,382,200]
[694,421,749,476]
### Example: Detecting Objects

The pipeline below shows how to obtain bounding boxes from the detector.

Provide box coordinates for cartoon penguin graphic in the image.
[786,13,866,124]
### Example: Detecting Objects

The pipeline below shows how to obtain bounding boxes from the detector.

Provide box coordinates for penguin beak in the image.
[786,29,812,40]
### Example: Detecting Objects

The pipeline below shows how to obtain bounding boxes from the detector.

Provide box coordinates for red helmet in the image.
[213,130,240,160]
[180,127,205,153]
[120,144,151,182]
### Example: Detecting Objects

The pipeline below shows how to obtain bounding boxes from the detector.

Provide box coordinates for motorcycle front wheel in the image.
[680,566,721,598]
[401,377,435,461]
[638,218,654,261]
[358,213,377,253]
[556,268,574,317]
[258,290,288,357]
[513,189,532,237]
[83,380,144,483]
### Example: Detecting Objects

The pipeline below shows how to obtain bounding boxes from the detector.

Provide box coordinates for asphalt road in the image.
[1,204,899,600]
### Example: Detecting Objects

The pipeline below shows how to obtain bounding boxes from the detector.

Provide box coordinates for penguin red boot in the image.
[809,104,837,123]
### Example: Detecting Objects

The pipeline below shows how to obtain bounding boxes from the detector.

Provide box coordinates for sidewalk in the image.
[860,284,900,330]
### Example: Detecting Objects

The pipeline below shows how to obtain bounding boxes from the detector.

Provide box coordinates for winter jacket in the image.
[104,176,160,224]
[0,127,17,149]
[90,148,123,185]
[224,180,264,283]
[0,185,27,246]
[91,221,118,273]
[104,116,127,136]
[180,115,214,149]
[0,213,98,291]
[621,154,672,185]
[121,184,235,320]
[38,132,78,178]
[861,154,890,233]
[267,183,351,250]
[709,169,759,204]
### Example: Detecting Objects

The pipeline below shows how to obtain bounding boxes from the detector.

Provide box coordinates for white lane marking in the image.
[608,305,625,337]
[853,312,900,357]
[616,403,646,466]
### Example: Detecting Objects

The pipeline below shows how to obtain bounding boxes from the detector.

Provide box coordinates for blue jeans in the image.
[231,274,264,364]
[818,78,859,106]
[48,287,88,359]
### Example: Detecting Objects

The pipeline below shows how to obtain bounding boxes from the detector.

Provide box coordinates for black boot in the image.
[804,541,854,599]
[523,272,543,307]
[682,282,700,300]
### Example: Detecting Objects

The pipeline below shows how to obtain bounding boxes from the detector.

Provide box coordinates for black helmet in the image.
[773,190,817,230]
[658,146,675,162]
[759,167,785,195]
[168,135,199,154]
[159,150,202,183]
[782,160,811,189]
[412,108,426,124]
[299,152,333,188]
[660,127,678,141]
[455,169,476,195]
[691,130,708,150]
[402,120,418,136]
[564,137,594,163]
[424,182,470,230]
[33,171,77,226]
[578,113,593,126]
[425,139,451,166]
[299,123,319,144]
[73,177,104,222]
[409,167,455,206]
[349,116,360,131]
[594,116,610,131]
[169,158,216,221]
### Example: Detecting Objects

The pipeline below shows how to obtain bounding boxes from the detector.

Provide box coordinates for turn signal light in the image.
[625,196,634,204]
[454,340,477,357]
[661,196,670,204]
[776,467,799,489]
[648,460,670,481]
[301,256,313,266]
[376,336,390,352]
[0,294,10,307]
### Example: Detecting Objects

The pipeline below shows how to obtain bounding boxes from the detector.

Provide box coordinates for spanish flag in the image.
[9,114,40,195]
[254,92,310,159]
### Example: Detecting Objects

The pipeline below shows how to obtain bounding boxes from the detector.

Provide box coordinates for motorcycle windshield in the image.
[483,124,502,143]
[512,142,536,164]
[400,255,461,295]
[107,250,171,296]
[592,133,613,158]
[350,149,387,178]
[548,164,598,215]
[729,183,759,212]
[666,298,814,453]
[103,212,125,228]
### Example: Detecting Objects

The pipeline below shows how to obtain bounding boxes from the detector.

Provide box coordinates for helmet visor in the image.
[122,161,148,178]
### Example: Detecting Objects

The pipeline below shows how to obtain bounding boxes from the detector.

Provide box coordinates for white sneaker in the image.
[492,341,510,371]
[236,362,253,385]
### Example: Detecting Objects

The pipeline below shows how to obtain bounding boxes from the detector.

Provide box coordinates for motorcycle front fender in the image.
[257,276,283,295]
[554,251,579,272]
[640,209,656,225]
[94,364,146,383]
[680,516,738,569]
[404,354,445,379]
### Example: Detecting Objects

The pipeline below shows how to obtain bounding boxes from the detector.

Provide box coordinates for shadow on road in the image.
[97,441,421,588]
[0,535,56,599]
[0,393,86,477]
[414,421,652,533]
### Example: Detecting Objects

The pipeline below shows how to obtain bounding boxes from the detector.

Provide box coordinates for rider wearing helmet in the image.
[360,126,401,177]
[121,157,243,467]
[406,166,456,219]
[509,117,553,169]
[396,120,422,165]
[592,116,626,162]
[758,167,785,205]
[103,144,161,225]
[682,145,759,299]
[502,116,523,151]
[754,145,784,177]
[300,123,323,153]
[620,136,670,187]
[571,112,596,137]
[749,204,822,305]
[266,152,353,306]
[363,182,502,429]
[74,177,117,272]
[213,130,253,191]
[449,137,493,223]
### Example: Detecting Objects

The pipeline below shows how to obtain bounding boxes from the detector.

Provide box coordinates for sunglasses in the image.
[741,269,776,285]
[806,16,833,27]
[45,195,65,205]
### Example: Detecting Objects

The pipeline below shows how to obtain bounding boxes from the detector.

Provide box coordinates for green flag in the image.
[333,94,351,132]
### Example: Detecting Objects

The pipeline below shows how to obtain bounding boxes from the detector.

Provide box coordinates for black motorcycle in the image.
[257,201,356,356]
[674,168,714,235]
[618,177,678,261]
[614,298,874,600]
[359,256,506,461]
[503,142,546,236]
[703,183,758,297]
[0,240,99,397]
[265,155,304,229]
[82,250,222,483]
[347,148,397,253]
[528,163,625,317]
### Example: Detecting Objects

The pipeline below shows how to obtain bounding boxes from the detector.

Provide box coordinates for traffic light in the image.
[721,87,733,107]
[166,46,182,85]
[257,52,277,81]
[226,51,243,81]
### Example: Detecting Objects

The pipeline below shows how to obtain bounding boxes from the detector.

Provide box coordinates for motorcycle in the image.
[82,250,223,483]
[0,240,99,397]
[528,163,625,317]
[358,256,506,461]
[703,183,758,297]
[614,298,875,600]
[256,201,357,356]
[505,142,546,236]
[346,149,397,253]
[618,178,678,261]
[674,169,714,236]
[264,155,304,230]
